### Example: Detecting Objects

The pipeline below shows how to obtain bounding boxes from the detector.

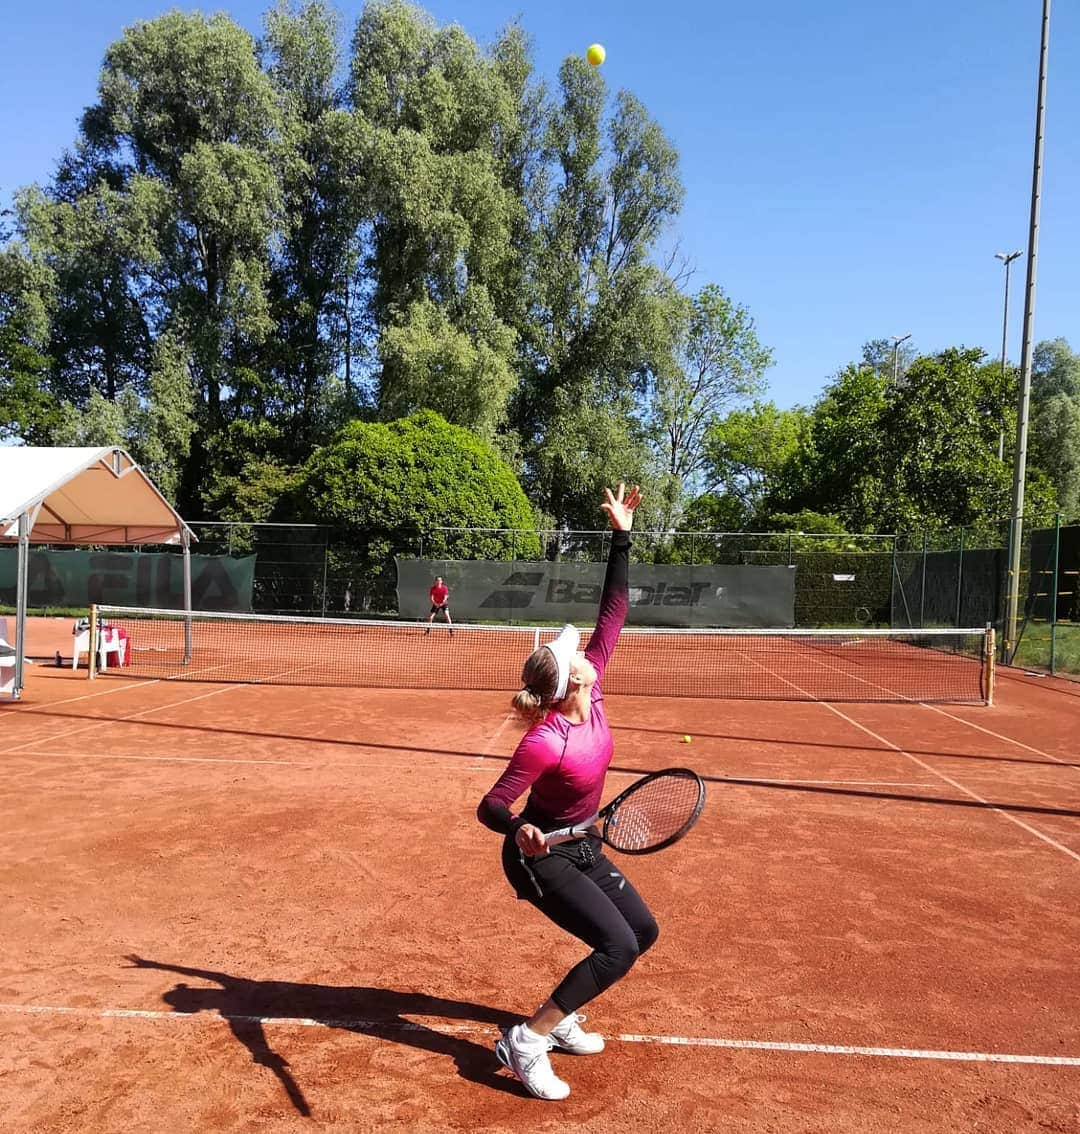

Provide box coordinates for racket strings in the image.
[606,773,703,851]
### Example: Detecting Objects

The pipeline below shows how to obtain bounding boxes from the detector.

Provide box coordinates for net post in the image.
[88,604,99,680]
[984,623,996,705]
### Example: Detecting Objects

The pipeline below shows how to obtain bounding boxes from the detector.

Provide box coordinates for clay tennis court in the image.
[2,618,1078,1133]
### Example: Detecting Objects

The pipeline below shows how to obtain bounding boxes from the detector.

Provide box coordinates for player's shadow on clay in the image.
[124,955,525,1114]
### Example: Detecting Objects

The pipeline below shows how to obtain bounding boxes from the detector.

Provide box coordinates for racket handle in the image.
[544,816,600,848]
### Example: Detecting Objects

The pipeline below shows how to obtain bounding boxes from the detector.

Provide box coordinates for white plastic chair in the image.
[1,620,19,697]
[0,646,14,698]
[72,626,126,671]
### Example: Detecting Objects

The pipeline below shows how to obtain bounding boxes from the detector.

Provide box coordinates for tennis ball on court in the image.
[682,735,692,744]
[586,43,606,66]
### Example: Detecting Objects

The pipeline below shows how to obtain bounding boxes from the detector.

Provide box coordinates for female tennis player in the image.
[476,483,657,1101]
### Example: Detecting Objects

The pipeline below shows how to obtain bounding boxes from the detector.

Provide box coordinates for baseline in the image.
[1,1002,1077,1068]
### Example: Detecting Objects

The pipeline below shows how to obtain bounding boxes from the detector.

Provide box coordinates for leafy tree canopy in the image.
[296,409,540,560]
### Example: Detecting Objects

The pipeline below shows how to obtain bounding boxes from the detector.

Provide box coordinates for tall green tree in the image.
[700,401,810,528]
[350,0,524,436]
[776,348,1056,532]
[514,59,685,529]
[15,168,154,407]
[0,234,58,443]
[49,331,197,501]
[82,11,282,508]
[1030,338,1080,518]
[0,0,777,540]
[646,285,772,526]
[262,1,373,445]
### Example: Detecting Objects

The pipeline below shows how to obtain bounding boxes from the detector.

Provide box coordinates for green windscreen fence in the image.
[0,549,255,612]
[397,558,796,628]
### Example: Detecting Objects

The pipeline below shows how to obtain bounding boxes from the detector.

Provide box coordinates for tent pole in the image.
[182,527,193,664]
[13,511,30,699]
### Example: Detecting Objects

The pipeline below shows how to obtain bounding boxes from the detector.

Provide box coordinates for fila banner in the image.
[0,548,256,612]
[396,558,795,628]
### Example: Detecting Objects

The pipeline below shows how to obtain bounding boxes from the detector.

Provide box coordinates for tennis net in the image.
[91,605,994,703]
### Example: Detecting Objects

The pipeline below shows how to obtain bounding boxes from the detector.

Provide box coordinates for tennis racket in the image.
[544,767,706,855]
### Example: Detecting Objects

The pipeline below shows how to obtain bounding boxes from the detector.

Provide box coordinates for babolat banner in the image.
[0,549,255,612]
[397,559,795,628]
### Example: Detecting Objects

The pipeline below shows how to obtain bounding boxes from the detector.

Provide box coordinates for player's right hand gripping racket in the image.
[544,767,706,855]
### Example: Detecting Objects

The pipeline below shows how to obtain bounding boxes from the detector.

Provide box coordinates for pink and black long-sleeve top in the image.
[477,530,630,836]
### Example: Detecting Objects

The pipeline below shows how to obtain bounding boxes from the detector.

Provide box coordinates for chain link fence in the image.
[7,516,1077,677]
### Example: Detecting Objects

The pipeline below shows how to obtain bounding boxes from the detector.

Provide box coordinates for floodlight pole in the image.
[891,334,911,386]
[1003,0,1050,664]
[993,250,1023,461]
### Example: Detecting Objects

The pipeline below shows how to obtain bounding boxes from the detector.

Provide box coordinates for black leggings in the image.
[504,839,659,1015]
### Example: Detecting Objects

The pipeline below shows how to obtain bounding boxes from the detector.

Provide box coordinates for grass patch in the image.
[0,606,89,618]
[1012,621,1080,677]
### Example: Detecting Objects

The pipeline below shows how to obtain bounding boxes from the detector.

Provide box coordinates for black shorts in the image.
[430,603,448,614]
[501,831,605,899]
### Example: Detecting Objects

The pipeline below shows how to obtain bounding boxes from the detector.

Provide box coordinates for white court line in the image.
[790,645,1079,776]
[734,651,1080,866]
[918,702,1080,776]
[12,750,499,773]
[0,1002,1076,1067]
[19,677,167,709]
[9,747,550,775]
[472,712,517,768]
[21,751,316,768]
[3,684,251,757]
[724,779,934,788]
[613,1032,1080,1066]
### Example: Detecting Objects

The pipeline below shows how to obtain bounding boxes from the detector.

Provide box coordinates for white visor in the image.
[544,624,580,701]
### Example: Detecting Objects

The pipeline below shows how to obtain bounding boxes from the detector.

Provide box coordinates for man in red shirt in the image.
[425,576,453,636]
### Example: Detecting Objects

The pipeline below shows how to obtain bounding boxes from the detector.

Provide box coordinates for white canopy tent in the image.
[0,447,193,700]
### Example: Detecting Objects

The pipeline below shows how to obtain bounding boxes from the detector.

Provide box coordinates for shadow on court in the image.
[124,956,525,1114]
[23,705,1078,771]
[715,776,1080,819]
[609,722,1078,771]
[19,704,1079,819]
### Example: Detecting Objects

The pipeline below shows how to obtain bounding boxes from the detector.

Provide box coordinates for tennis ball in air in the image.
[682,735,692,744]
[586,43,606,66]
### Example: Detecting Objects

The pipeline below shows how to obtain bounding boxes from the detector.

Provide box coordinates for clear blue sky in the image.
[2,0,1077,409]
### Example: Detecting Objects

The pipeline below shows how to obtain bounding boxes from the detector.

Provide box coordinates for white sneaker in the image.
[494,1023,571,1100]
[548,1012,605,1055]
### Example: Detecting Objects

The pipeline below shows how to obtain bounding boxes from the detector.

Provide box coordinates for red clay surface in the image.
[1,617,1079,1133]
